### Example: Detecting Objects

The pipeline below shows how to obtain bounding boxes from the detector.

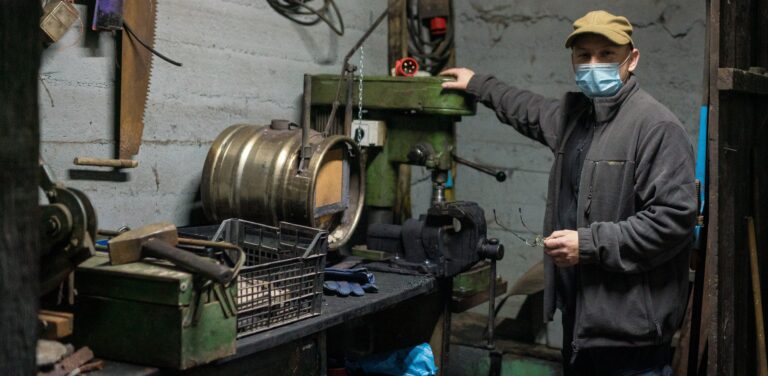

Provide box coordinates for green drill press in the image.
[306,74,497,227]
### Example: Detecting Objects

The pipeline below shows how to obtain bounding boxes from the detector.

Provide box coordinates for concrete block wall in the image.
[40,0,387,230]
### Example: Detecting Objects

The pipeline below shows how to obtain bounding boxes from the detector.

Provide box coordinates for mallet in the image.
[108,222,234,285]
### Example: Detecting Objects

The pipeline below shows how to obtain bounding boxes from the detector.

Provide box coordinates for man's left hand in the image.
[544,230,579,268]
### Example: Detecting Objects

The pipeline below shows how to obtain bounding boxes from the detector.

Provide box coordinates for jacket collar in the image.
[590,75,638,123]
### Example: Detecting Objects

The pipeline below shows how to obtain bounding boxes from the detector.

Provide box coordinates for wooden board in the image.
[314,148,344,209]
[39,310,74,339]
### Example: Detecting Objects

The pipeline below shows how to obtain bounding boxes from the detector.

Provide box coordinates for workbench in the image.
[91,270,438,375]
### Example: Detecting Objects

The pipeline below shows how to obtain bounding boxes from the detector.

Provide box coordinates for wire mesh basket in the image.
[207,218,328,338]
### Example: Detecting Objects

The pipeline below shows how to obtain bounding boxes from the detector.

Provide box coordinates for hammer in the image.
[108,222,234,285]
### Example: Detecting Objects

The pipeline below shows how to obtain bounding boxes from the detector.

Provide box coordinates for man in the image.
[441,10,696,375]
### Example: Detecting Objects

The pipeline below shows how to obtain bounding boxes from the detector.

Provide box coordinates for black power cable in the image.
[406,0,453,75]
[123,21,183,67]
[267,0,344,36]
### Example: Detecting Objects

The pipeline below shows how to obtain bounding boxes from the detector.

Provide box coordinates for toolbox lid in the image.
[76,255,198,306]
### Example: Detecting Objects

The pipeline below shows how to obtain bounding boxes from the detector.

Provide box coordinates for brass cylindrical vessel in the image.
[201,122,364,249]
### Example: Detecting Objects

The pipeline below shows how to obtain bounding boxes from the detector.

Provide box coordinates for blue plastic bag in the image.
[353,343,438,376]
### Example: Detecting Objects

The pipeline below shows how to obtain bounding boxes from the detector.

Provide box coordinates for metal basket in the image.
[209,219,327,338]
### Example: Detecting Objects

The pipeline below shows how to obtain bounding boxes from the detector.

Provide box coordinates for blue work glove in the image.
[324,267,378,297]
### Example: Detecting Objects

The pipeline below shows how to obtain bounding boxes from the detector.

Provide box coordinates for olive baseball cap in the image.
[565,10,633,48]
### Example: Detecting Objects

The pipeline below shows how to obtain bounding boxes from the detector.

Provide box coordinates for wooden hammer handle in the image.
[144,238,234,285]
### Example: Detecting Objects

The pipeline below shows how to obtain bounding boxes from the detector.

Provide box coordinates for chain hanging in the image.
[357,45,364,121]
[353,44,365,143]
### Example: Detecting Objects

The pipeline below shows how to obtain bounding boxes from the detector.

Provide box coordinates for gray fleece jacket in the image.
[466,74,697,351]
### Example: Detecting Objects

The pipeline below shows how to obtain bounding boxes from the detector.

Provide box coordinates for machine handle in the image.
[143,237,234,285]
[453,155,506,182]
[99,229,240,252]
[175,237,242,252]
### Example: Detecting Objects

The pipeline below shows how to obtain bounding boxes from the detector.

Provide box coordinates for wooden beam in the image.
[717,68,768,95]
[705,0,721,373]
[0,1,42,373]
[387,0,408,73]
[709,0,768,374]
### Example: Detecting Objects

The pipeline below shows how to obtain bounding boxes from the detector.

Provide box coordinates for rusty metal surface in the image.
[119,0,156,159]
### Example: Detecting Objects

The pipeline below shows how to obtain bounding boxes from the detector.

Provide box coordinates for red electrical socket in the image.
[395,57,419,77]
[429,17,447,36]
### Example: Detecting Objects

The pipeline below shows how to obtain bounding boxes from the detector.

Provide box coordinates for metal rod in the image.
[177,238,242,252]
[97,229,121,237]
[74,157,138,168]
[322,7,389,135]
[453,154,506,182]
[343,72,354,136]
[98,229,241,252]
[487,258,497,349]
[300,74,312,171]
[441,277,452,375]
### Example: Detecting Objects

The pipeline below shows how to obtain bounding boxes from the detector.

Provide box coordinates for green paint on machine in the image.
[310,75,476,116]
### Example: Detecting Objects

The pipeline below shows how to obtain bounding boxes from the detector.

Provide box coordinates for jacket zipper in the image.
[584,121,598,218]
[573,112,596,363]
[571,264,583,364]
[642,273,663,343]
[585,161,597,218]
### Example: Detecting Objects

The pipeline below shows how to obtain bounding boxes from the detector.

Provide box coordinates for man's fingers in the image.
[545,248,568,257]
[549,230,569,238]
[438,68,461,77]
[441,81,463,89]
[544,237,563,249]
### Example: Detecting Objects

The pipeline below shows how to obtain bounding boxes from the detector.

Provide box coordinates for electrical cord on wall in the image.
[267,0,344,36]
[123,21,183,67]
[406,0,453,75]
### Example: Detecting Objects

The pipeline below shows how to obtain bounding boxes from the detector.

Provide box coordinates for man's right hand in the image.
[439,68,475,91]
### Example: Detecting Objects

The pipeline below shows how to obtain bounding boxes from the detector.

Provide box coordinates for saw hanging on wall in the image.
[118,0,154,160]
[92,0,181,161]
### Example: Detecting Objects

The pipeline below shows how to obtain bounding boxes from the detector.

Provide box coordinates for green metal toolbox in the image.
[74,254,237,370]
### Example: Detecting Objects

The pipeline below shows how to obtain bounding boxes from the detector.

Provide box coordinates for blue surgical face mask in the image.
[573,53,632,98]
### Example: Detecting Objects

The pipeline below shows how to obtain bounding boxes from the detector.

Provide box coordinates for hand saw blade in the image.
[119,0,156,159]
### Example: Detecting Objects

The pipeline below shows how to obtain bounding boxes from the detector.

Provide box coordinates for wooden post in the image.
[748,217,768,376]
[0,1,43,373]
[387,0,408,73]
[706,0,768,374]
